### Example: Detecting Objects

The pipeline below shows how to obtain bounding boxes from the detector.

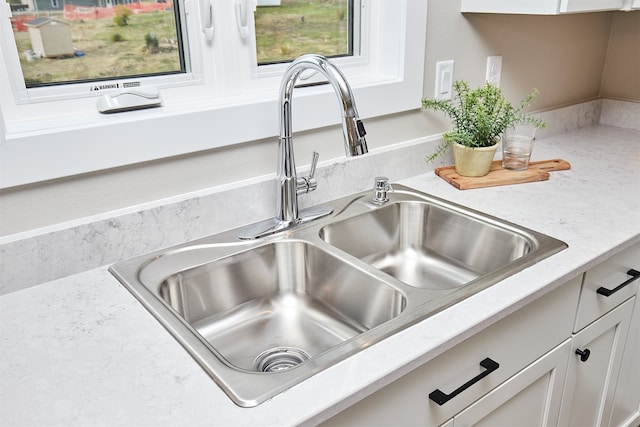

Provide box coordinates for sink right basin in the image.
[320,200,533,290]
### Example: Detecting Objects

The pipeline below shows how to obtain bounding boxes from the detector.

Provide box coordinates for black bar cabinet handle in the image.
[428,357,500,406]
[596,269,640,297]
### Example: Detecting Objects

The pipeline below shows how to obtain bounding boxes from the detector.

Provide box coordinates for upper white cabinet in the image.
[461,0,628,14]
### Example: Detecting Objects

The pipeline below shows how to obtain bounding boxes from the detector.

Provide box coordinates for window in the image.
[15,2,185,88]
[0,0,427,188]
[3,0,191,100]
[254,0,354,65]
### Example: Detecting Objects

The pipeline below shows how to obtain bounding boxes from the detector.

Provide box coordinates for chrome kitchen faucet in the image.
[239,54,368,239]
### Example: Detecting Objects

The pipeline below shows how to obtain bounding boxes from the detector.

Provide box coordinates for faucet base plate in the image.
[238,204,333,240]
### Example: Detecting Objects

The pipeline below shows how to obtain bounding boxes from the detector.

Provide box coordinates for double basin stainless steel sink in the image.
[109,184,566,407]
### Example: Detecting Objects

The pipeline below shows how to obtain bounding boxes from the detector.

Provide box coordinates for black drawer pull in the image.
[428,357,500,406]
[596,269,640,297]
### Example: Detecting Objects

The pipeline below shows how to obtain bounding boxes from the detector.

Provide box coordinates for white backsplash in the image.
[600,99,640,131]
[0,98,628,295]
[0,136,437,295]
[533,99,603,139]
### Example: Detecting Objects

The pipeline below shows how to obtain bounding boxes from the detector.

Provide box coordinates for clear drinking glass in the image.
[502,124,537,170]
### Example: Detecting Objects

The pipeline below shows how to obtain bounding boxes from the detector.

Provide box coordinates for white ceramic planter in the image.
[452,142,499,177]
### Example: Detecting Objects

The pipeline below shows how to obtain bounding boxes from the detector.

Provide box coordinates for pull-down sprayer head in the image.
[279,54,368,157]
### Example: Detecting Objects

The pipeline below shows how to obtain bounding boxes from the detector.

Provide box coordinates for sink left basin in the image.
[110,237,409,407]
[157,240,405,372]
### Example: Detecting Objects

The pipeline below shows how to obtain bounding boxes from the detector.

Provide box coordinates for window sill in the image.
[1,73,422,188]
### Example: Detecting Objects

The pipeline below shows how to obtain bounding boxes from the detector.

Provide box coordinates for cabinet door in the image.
[461,0,625,13]
[559,297,634,427]
[559,0,625,12]
[452,340,571,427]
[460,0,563,14]
[608,295,640,427]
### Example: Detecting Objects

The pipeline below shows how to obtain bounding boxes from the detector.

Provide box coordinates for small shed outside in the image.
[25,17,74,57]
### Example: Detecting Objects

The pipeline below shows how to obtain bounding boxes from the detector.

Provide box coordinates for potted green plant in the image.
[422,80,546,177]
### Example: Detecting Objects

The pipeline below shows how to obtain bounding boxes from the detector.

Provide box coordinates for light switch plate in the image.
[435,60,454,100]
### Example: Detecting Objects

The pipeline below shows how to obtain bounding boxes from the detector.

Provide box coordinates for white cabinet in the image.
[559,298,635,426]
[568,242,640,427]
[559,0,626,12]
[609,295,640,427]
[448,340,571,427]
[562,242,640,426]
[461,0,626,14]
[623,0,640,9]
[321,277,582,427]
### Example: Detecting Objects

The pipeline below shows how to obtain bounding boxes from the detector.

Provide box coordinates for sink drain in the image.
[253,347,310,373]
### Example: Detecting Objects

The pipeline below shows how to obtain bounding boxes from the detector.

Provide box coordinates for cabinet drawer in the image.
[322,276,581,427]
[575,242,640,332]
[451,340,571,427]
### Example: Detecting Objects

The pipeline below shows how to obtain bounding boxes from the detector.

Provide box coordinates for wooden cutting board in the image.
[435,159,571,190]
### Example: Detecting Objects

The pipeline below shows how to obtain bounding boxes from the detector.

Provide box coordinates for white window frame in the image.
[0,0,426,188]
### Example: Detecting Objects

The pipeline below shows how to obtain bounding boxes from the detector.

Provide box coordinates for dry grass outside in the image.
[13,9,181,86]
[255,0,349,64]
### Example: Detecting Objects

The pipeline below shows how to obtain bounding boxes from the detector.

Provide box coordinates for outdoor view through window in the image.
[254,0,352,64]
[10,0,185,87]
[8,0,352,89]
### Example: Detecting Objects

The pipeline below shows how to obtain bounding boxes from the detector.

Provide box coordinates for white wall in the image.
[600,11,640,100]
[1,3,637,236]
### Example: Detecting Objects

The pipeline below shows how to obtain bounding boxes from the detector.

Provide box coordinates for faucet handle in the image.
[297,151,319,194]
[308,151,319,181]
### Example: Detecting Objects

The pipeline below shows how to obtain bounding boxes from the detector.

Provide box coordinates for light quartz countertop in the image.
[1,125,639,426]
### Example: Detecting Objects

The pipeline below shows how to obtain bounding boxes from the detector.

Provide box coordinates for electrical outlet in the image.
[435,60,454,100]
[486,55,502,86]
